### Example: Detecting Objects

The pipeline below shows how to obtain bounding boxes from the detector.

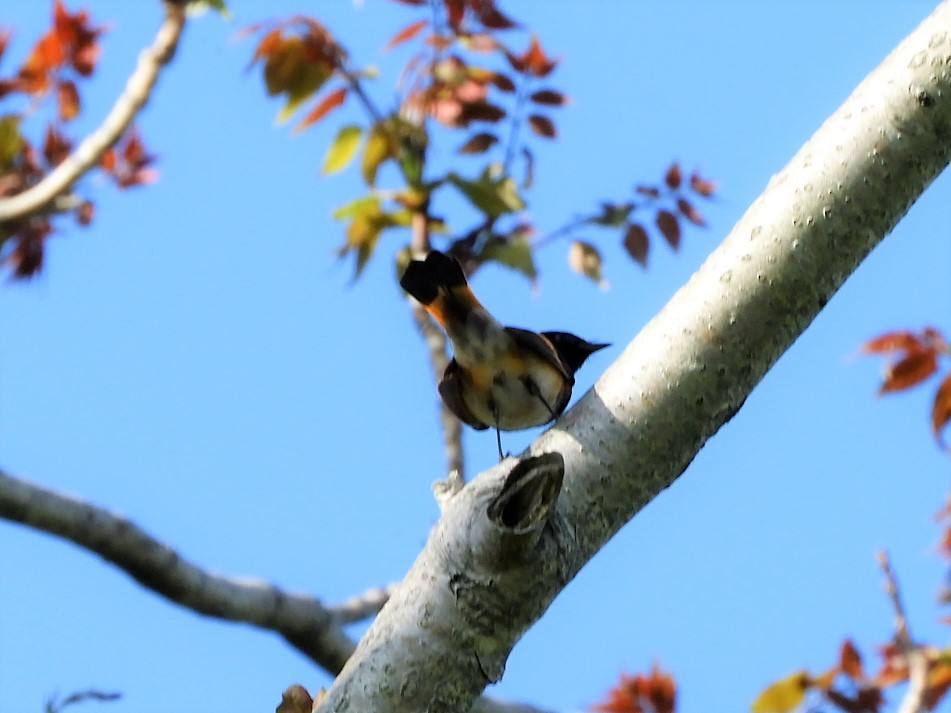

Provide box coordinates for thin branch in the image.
[0,2,187,225]
[329,583,397,624]
[0,469,356,674]
[1,469,552,713]
[411,302,466,479]
[878,551,929,713]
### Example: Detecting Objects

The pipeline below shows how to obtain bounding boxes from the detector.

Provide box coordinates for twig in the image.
[0,2,187,224]
[878,550,929,713]
[329,583,398,624]
[0,469,356,674]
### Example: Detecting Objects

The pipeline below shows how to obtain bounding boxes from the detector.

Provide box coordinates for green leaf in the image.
[322,125,363,175]
[448,166,525,219]
[482,235,537,280]
[273,52,333,123]
[186,0,231,18]
[0,115,24,169]
[332,195,380,221]
[590,201,634,227]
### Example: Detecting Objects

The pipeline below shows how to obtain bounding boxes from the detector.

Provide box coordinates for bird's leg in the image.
[522,376,558,421]
[491,400,505,462]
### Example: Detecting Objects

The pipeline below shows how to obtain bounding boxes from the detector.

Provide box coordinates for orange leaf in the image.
[880,350,938,394]
[296,87,348,132]
[664,162,682,189]
[252,28,284,65]
[656,210,681,250]
[530,89,568,106]
[676,197,704,226]
[933,374,951,447]
[839,639,864,680]
[527,114,556,138]
[458,132,498,154]
[100,147,116,172]
[690,171,717,196]
[57,79,80,121]
[862,330,924,355]
[385,19,428,51]
[624,223,649,267]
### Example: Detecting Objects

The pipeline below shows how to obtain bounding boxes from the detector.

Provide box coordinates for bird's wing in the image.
[438,359,490,430]
[503,327,573,384]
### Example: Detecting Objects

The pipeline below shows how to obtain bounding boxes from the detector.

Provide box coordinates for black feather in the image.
[541,331,610,375]
[399,251,467,305]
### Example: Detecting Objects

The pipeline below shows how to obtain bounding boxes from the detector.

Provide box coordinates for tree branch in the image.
[411,302,466,479]
[0,469,356,674]
[329,583,396,624]
[0,469,554,713]
[0,1,187,225]
[879,551,929,713]
[319,4,951,710]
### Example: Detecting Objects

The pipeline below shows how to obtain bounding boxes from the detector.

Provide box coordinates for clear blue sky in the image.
[2,1,950,711]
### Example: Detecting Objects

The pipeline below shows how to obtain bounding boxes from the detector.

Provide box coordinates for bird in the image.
[400,250,609,460]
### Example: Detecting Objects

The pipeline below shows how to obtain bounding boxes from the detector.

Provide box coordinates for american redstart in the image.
[400,250,609,460]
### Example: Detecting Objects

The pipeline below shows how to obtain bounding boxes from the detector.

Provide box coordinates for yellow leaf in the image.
[361,124,391,186]
[751,671,810,713]
[322,125,363,175]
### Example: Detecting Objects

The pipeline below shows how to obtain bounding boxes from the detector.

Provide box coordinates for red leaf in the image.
[457,132,498,154]
[635,185,660,199]
[488,72,515,92]
[530,89,568,106]
[664,162,682,189]
[460,100,505,124]
[676,197,705,226]
[933,374,951,447]
[76,200,94,226]
[57,79,80,121]
[839,639,865,680]
[384,19,428,51]
[592,666,676,713]
[656,210,681,250]
[0,29,12,64]
[527,114,556,138]
[296,87,348,131]
[880,350,938,394]
[477,6,518,30]
[43,124,72,165]
[444,0,465,31]
[506,35,557,77]
[389,0,426,4]
[690,171,717,196]
[623,223,649,267]
[862,330,925,355]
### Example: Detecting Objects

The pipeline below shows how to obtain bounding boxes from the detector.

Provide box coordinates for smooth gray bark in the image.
[320,4,951,711]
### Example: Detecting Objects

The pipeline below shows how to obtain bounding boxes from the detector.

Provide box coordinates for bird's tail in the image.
[399,251,483,329]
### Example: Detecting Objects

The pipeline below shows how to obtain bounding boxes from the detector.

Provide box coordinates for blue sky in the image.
[2,1,950,712]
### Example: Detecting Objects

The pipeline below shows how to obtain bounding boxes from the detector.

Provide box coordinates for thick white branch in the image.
[321,4,951,711]
[0,2,186,224]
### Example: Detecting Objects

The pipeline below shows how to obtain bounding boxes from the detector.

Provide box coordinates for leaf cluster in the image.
[0,1,156,278]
